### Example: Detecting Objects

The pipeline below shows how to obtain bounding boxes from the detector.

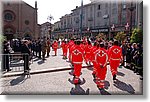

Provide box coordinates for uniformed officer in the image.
[52,40,58,56]
[84,40,92,65]
[95,42,108,89]
[72,40,84,84]
[108,41,123,82]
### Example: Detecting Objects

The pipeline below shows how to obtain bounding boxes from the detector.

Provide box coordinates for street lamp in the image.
[80,0,83,39]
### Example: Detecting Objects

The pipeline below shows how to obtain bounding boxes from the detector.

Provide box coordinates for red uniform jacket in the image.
[95,48,108,67]
[52,42,58,51]
[63,43,68,55]
[72,45,84,64]
[90,46,98,63]
[84,44,92,61]
[108,45,122,61]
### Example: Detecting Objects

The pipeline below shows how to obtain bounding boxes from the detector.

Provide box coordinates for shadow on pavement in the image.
[33,58,41,62]
[86,66,93,71]
[113,79,135,94]
[68,78,86,85]
[99,88,111,95]
[117,71,125,77]
[70,85,90,95]
[37,60,45,65]
[10,75,28,86]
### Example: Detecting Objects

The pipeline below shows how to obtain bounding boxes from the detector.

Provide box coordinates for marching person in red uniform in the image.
[68,39,75,62]
[84,40,92,65]
[72,40,84,84]
[90,42,99,78]
[61,40,65,56]
[63,41,68,59]
[95,42,108,89]
[108,40,123,82]
[52,40,58,56]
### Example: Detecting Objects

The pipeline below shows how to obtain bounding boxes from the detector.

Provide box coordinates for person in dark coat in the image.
[2,40,11,72]
[126,43,132,68]
[21,40,31,71]
[37,38,42,59]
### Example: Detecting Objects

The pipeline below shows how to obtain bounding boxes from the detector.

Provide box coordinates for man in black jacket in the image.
[2,40,11,72]
[21,40,31,72]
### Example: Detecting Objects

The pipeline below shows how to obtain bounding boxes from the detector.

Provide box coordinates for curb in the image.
[2,65,93,78]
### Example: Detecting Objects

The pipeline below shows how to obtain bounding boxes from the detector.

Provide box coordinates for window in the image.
[5,13,13,21]
[4,10,15,22]
[25,20,30,25]
[112,8,117,14]
[90,6,93,12]
[98,5,101,10]
[122,12,126,25]
[97,12,101,17]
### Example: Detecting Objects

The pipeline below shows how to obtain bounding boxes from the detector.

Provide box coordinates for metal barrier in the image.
[1,53,30,75]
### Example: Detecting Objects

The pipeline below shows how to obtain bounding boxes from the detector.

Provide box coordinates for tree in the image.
[96,33,106,41]
[115,31,126,42]
[0,35,6,42]
[130,28,143,44]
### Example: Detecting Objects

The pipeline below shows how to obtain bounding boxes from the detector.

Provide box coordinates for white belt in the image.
[110,58,120,60]
[73,62,82,64]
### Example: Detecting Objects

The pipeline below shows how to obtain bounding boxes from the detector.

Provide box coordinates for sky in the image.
[23,0,91,24]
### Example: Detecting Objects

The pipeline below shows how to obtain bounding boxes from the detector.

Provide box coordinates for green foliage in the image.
[0,35,6,42]
[115,31,126,42]
[130,28,143,44]
[96,33,106,40]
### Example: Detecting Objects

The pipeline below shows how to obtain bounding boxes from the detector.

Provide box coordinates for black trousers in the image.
[2,54,10,71]
[23,54,29,71]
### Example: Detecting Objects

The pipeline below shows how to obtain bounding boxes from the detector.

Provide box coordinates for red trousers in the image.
[84,53,91,63]
[54,49,57,55]
[96,66,107,81]
[96,66,107,88]
[73,64,82,77]
[63,49,67,57]
[92,61,98,74]
[109,60,120,76]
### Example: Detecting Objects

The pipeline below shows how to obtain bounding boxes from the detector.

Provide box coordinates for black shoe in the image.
[113,75,116,80]
[7,69,11,72]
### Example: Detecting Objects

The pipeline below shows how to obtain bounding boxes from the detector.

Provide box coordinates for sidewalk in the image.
[2,48,90,77]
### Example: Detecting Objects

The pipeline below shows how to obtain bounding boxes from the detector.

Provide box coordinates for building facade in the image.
[40,22,52,38]
[2,0,40,40]
[53,0,142,40]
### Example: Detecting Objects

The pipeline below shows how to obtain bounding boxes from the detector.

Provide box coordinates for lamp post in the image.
[47,15,54,40]
[80,0,83,39]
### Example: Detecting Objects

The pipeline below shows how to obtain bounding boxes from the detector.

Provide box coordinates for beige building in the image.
[2,0,40,40]
[53,0,142,39]
[40,22,52,38]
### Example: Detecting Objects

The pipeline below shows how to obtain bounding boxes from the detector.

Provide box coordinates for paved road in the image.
[1,66,142,95]
[0,48,143,95]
